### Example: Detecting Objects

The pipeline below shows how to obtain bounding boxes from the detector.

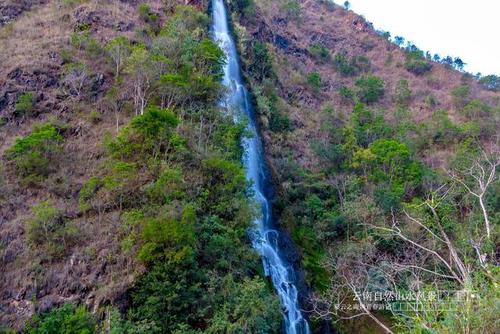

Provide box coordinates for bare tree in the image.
[448,146,499,239]
[62,63,89,97]
[106,36,131,79]
[125,47,158,115]
[310,244,395,334]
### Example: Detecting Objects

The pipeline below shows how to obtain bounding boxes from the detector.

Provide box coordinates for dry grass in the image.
[241,0,499,171]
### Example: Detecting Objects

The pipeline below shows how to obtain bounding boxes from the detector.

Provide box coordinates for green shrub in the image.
[88,111,101,124]
[355,75,385,103]
[269,110,291,132]
[451,85,471,109]
[283,0,301,19]
[462,99,491,119]
[479,74,499,91]
[78,176,102,211]
[26,304,96,334]
[309,43,330,63]
[138,3,158,24]
[405,50,432,75]
[307,71,322,92]
[233,0,256,19]
[15,92,35,117]
[25,201,78,257]
[5,123,63,184]
[333,52,370,76]
[138,206,195,265]
[393,79,411,107]
[338,86,355,102]
[249,41,273,81]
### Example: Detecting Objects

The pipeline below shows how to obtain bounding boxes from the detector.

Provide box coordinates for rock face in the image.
[0,0,49,26]
[0,66,61,120]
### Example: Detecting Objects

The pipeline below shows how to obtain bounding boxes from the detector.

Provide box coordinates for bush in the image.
[233,0,256,19]
[309,43,330,63]
[249,41,273,82]
[338,86,355,102]
[405,50,432,75]
[393,79,411,107]
[283,0,301,19]
[479,74,500,91]
[307,71,322,92]
[355,75,385,103]
[5,123,63,184]
[26,201,78,257]
[15,92,35,117]
[333,52,370,76]
[26,304,96,334]
[451,85,471,109]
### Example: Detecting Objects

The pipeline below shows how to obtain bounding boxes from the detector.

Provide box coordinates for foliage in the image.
[355,75,385,104]
[5,123,63,184]
[405,50,433,75]
[283,0,301,19]
[25,201,78,257]
[307,71,322,92]
[479,74,500,91]
[248,41,273,82]
[26,304,95,334]
[333,52,370,77]
[15,92,35,117]
[393,79,411,107]
[205,276,282,333]
[309,43,330,63]
[232,0,256,19]
[451,84,471,109]
[67,6,282,333]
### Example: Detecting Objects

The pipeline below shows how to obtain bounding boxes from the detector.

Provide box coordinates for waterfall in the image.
[211,1,311,333]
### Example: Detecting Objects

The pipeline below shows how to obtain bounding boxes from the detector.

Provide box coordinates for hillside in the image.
[1,0,281,332]
[0,0,499,333]
[228,0,499,332]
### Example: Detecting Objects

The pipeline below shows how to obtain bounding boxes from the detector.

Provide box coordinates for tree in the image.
[405,50,432,75]
[62,63,89,97]
[15,92,35,117]
[5,123,63,184]
[453,57,466,71]
[449,147,499,240]
[124,46,158,115]
[26,304,96,334]
[307,71,322,92]
[393,79,411,107]
[25,201,77,257]
[355,75,385,104]
[106,36,131,79]
[394,36,405,47]
[479,75,500,91]
[343,1,351,10]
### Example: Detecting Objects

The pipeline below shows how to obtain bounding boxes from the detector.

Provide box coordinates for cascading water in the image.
[211,1,310,333]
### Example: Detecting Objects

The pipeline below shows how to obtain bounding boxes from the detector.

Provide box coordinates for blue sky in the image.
[346,0,500,75]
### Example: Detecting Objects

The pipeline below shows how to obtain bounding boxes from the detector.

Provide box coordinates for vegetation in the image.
[3,1,499,334]
[309,43,330,63]
[355,75,385,103]
[5,123,63,185]
[405,50,433,75]
[333,52,370,77]
[15,91,35,117]
[307,71,322,92]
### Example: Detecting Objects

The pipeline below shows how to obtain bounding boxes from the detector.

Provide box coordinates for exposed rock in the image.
[0,0,49,26]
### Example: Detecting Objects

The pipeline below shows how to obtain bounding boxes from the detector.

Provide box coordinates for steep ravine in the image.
[211,0,311,333]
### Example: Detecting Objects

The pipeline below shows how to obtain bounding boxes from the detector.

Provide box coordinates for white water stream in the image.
[211,1,311,333]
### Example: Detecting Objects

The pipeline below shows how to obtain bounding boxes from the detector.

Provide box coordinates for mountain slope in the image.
[0,1,282,331]
[229,0,499,332]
